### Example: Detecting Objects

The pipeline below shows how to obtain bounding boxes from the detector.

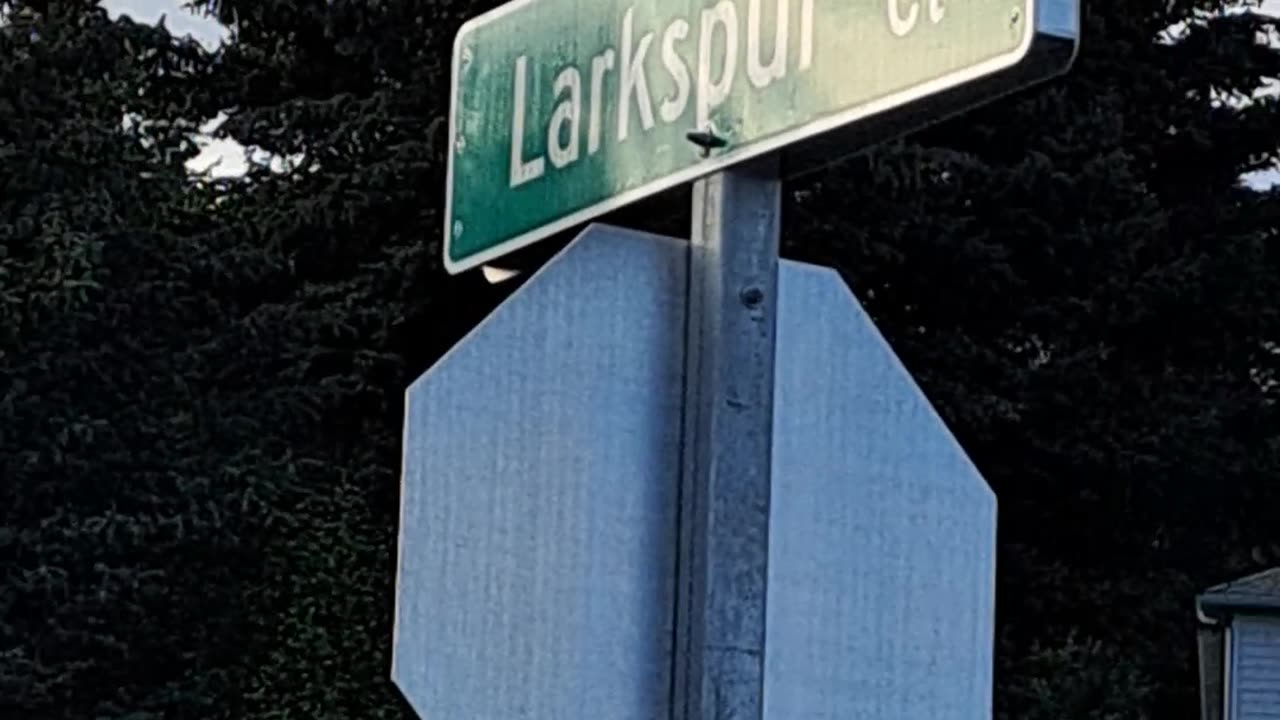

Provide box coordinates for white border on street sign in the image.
[443,0,1036,275]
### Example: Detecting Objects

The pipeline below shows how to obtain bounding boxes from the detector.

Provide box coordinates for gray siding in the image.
[1202,626,1225,720]
[1231,616,1280,720]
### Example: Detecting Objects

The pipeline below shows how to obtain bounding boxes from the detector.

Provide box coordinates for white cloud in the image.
[1162,1,1279,189]
[99,0,249,177]
[1243,169,1279,189]
[187,113,251,178]
[99,0,228,50]
[1243,0,1280,189]
[101,0,308,179]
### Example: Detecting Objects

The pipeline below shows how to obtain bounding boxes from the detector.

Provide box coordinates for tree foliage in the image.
[783,2,1280,715]
[1,0,1277,718]
[0,4,255,717]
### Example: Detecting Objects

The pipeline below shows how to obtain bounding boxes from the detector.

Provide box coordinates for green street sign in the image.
[444,0,1036,273]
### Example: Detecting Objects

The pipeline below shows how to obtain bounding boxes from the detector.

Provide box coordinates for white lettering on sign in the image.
[509,55,546,187]
[588,49,616,156]
[799,0,814,70]
[548,66,582,168]
[618,7,657,142]
[888,0,945,37]
[698,1,739,129]
[506,0,851,188]
[660,19,692,123]
[747,0,788,89]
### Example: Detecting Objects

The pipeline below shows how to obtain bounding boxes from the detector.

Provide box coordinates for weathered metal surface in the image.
[766,261,997,719]
[396,225,998,720]
[393,225,686,720]
[674,160,781,720]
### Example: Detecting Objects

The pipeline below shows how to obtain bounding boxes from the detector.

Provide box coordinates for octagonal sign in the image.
[393,224,996,720]
[392,226,686,720]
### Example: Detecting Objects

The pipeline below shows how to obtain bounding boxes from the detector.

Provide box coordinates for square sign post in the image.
[444,0,1057,274]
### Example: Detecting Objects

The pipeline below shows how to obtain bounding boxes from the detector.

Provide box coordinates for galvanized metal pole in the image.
[675,155,781,720]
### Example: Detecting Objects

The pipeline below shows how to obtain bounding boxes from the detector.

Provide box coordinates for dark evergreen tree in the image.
[162,2,504,717]
[782,2,1280,716]
[3,0,1276,717]
[0,2,357,717]
[0,3,241,716]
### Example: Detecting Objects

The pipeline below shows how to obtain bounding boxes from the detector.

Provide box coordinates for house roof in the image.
[1197,567,1280,620]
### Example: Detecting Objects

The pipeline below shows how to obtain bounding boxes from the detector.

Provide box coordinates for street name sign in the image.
[444,0,1040,273]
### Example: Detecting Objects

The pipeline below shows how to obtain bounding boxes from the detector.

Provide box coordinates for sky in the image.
[99,0,241,175]
[99,0,1280,187]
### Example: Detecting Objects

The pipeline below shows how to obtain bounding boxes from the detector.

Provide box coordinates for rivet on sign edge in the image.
[686,126,729,158]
